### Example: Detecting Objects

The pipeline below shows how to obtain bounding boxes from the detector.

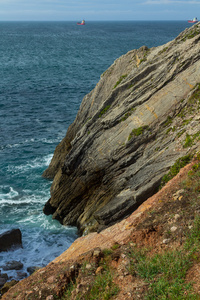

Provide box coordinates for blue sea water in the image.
[0,21,193,279]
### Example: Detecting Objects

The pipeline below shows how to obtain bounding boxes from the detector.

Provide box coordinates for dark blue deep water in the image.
[0,21,193,279]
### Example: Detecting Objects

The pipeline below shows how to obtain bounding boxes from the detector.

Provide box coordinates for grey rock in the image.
[85,264,92,270]
[2,261,23,271]
[0,274,8,280]
[27,266,41,275]
[0,273,8,289]
[171,226,178,232]
[0,229,22,252]
[43,23,200,234]
[93,248,102,258]
[174,214,180,220]
[0,278,7,288]
[16,271,27,279]
[46,296,54,300]
[162,239,171,244]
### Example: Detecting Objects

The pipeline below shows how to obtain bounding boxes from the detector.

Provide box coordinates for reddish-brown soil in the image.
[1,158,200,300]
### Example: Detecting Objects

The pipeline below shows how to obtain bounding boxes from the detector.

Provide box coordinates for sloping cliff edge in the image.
[43,23,200,235]
[2,156,200,299]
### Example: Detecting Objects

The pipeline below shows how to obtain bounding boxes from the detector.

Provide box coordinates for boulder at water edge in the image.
[2,261,23,271]
[0,229,22,252]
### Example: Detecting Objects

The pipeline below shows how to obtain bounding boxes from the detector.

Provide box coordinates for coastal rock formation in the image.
[2,261,23,271]
[0,272,8,289]
[43,23,200,234]
[0,229,22,252]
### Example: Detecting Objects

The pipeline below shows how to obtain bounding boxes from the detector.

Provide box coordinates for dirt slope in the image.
[2,154,200,299]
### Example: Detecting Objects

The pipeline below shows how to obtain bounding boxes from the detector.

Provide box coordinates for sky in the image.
[0,0,199,21]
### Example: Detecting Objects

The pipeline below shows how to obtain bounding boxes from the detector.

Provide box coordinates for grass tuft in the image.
[88,270,119,300]
[128,213,200,299]
[113,74,127,89]
[160,154,192,188]
[98,105,111,118]
[128,125,149,141]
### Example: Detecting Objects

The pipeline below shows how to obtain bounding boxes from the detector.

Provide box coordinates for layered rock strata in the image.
[43,24,200,234]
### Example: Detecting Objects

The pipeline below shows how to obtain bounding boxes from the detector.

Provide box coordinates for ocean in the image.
[0,21,193,279]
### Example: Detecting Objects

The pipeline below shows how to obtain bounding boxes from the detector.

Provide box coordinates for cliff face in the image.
[43,24,200,234]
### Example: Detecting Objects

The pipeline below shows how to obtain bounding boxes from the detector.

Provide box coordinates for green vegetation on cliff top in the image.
[60,153,200,300]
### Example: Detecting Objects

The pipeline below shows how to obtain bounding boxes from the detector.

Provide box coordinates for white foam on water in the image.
[1,136,61,151]
[39,137,62,144]
[0,186,19,200]
[0,196,42,206]
[23,154,53,170]
[0,151,75,281]
[0,194,78,280]
[0,223,77,280]
[0,186,49,205]
[7,153,53,174]
[43,153,53,166]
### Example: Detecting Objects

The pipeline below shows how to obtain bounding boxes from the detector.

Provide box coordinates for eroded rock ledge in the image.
[43,24,200,234]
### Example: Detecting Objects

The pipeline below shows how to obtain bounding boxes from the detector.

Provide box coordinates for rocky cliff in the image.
[43,23,200,235]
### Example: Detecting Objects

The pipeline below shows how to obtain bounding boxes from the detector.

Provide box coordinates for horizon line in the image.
[0,19,194,22]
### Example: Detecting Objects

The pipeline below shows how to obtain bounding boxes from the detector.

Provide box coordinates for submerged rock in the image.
[0,272,8,290]
[0,229,22,252]
[2,261,23,271]
[27,266,41,275]
[0,278,7,289]
[16,271,27,280]
[43,24,200,234]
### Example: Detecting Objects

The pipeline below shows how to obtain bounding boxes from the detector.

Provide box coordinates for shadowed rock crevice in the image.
[43,23,200,234]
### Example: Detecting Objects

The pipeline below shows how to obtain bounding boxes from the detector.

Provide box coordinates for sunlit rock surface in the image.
[43,23,200,234]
